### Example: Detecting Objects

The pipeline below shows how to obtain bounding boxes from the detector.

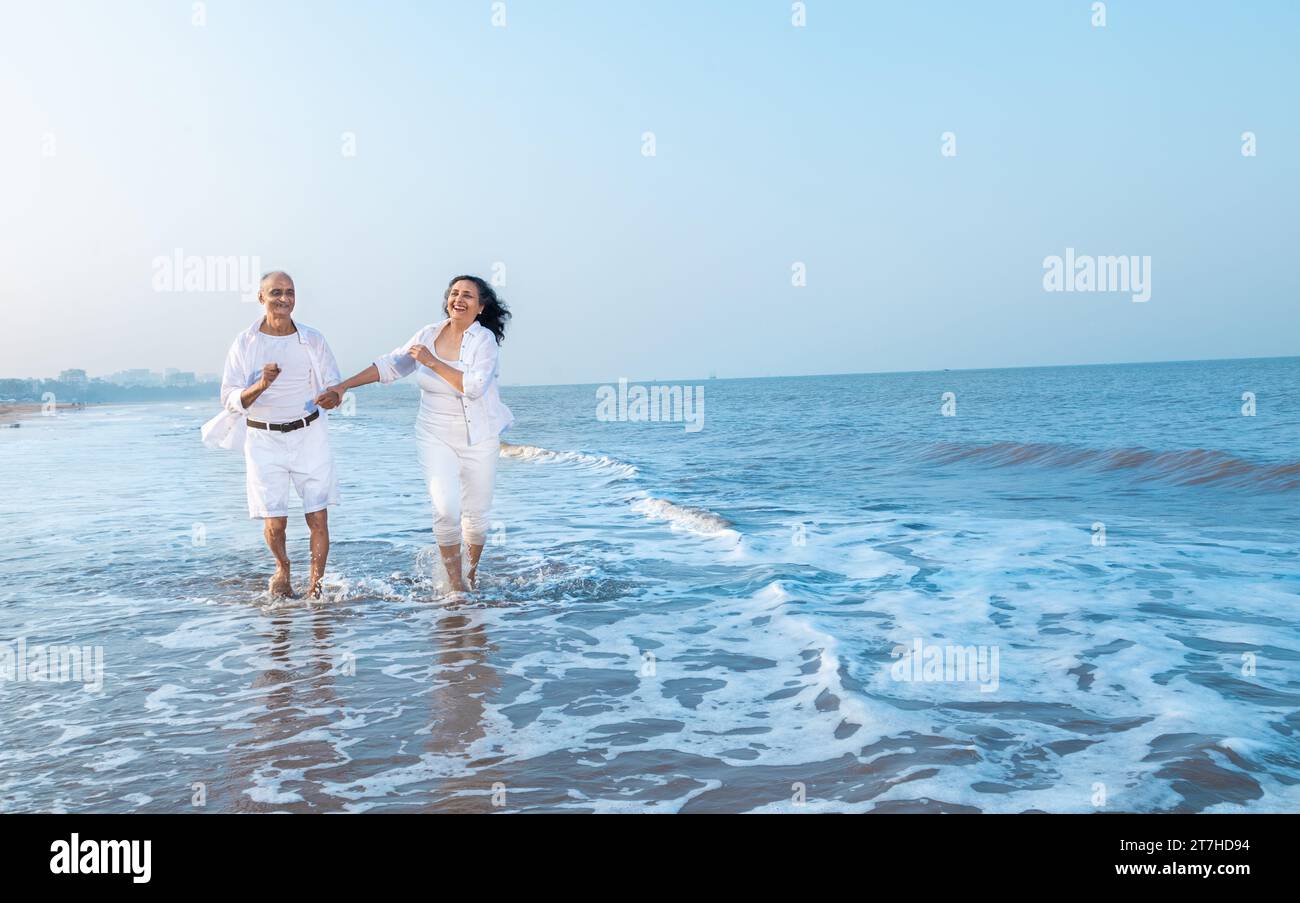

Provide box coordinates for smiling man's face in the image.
[259,273,296,319]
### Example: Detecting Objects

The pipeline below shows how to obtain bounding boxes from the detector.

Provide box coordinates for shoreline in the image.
[0,402,88,425]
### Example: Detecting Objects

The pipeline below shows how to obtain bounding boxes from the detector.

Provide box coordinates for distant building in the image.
[59,369,88,384]
[108,368,157,387]
[164,370,197,387]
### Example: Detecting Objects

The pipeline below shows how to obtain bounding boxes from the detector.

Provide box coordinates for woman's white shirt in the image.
[416,346,468,418]
[373,319,514,444]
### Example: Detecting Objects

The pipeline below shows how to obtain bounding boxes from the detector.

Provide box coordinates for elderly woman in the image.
[319,275,513,592]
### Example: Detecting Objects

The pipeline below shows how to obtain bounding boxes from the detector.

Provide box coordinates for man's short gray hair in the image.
[260,270,293,287]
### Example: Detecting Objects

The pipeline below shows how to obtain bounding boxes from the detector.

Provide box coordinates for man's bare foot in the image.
[465,567,478,590]
[269,569,296,598]
[305,581,323,600]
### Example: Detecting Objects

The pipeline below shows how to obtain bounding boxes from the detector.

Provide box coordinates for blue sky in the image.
[1,0,1296,384]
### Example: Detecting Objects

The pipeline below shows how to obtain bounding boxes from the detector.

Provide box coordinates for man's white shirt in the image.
[201,317,342,451]
[246,332,317,424]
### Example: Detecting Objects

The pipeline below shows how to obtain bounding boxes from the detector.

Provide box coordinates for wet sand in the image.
[0,402,85,424]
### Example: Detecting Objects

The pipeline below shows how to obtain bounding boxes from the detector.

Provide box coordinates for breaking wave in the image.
[500,441,639,480]
[630,496,736,537]
[501,441,736,538]
[927,441,1300,492]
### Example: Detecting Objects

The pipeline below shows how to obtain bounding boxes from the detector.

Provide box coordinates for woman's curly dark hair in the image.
[443,275,510,344]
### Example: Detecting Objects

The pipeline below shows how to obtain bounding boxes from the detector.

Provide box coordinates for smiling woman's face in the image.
[446,279,483,325]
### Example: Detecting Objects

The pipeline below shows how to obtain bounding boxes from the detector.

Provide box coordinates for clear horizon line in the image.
[501,351,1300,390]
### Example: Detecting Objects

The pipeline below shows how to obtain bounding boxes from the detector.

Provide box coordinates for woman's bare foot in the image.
[465,543,484,591]
[439,544,466,593]
[269,568,296,598]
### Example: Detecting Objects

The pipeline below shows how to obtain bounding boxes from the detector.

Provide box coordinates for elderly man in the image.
[201,271,344,598]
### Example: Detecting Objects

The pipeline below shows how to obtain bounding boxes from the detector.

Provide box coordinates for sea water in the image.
[1,357,1297,812]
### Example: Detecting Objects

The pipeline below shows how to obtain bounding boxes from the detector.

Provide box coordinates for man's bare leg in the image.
[465,543,485,589]
[439,543,466,593]
[264,516,295,597]
[305,508,329,599]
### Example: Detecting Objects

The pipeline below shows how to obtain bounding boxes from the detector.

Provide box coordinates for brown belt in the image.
[246,409,320,433]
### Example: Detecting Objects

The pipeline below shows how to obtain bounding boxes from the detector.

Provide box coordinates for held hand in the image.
[260,362,281,388]
[314,387,342,410]
[407,344,434,368]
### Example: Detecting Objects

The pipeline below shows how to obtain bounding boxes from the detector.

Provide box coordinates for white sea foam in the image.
[87,748,142,772]
[500,442,638,480]
[442,578,909,793]
[630,496,736,538]
[502,440,739,543]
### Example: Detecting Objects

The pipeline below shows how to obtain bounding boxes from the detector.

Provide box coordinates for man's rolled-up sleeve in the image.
[318,335,343,389]
[220,338,250,415]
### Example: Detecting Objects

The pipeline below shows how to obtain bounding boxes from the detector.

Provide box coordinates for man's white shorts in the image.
[244,418,340,519]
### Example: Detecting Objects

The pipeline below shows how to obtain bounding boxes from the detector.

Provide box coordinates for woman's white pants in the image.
[415,415,499,547]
